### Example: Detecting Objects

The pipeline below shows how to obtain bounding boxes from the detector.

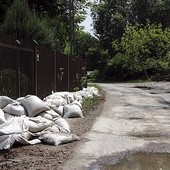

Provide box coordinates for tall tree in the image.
[91,0,128,55]
[131,0,170,27]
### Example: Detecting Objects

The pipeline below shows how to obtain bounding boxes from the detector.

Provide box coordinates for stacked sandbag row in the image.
[0,95,79,150]
[0,86,100,150]
[44,86,100,118]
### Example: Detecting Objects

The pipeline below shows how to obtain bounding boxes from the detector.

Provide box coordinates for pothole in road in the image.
[130,132,161,138]
[133,86,153,90]
[94,153,170,170]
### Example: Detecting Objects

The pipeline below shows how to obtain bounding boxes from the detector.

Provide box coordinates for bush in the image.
[107,22,170,80]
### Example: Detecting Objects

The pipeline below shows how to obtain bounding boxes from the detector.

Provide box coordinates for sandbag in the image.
[39,132,80,146]
[35,125,60,136]
[0,109,6,124]
[88,86,100,96]
[0,96,13,109]
[3,101,26,116]
[53,117,70,133]
[39,112,53,120]
[44,97,65,108]
[73,91,83,101]
[16,132,41,145]
[79,89,93,98]
[45,109,60,119]
[0,134,18,150]
[28,116,54,133]
[63,103,84,118]
[18,95,50,117]
[0,115,29,135]
[54,105,64,117]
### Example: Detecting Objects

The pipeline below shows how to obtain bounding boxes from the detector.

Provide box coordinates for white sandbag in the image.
[18,95,50,117]
[39,112,53,120]
[72,100,82,109]
[63,103,84,118]
[0,109,6,124]
[0,115,29,135]
[88,86,100,96]
[54,105,64,117]
[53,117,70,133]
[35,125,60,136]
[3,101,26,116]
[44,97,66,107]
[39,132,80,146]
[0,96,13,109]
[64,92,75,104]
[28,116,54,133]
[50,92,70,99]
[0,134,18,150]
[4,112,13,121]
[16,132,41,145]
[79,90,93,98]
[73,91,83,101]
[45,109,60,119]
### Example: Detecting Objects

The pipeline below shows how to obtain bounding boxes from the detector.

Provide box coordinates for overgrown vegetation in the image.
[82,84,104,116]
[91,0,170,81]
[106,22,170,80]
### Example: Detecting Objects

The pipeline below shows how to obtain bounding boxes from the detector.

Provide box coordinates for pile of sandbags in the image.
[0,86,100,150]
[44,86,100,118]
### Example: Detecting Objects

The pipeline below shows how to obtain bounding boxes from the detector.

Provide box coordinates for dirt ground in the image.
[0,91,105,170]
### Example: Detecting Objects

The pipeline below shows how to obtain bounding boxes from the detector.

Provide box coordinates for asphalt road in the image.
[61,83,170,170]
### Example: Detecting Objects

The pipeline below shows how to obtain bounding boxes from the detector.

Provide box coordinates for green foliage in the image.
[131,0,170,27]
[87,70,100,81]
[1,0,54,47]
[91,1,127,55]
[107,22,170,80]
[82,84,102,116]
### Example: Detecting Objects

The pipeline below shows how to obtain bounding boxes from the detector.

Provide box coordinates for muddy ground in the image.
[0,90,105,170]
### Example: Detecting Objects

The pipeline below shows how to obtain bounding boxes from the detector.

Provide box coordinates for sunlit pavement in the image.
[60,83,170,170]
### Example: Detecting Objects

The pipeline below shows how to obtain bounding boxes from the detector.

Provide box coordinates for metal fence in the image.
[0,37,86,99]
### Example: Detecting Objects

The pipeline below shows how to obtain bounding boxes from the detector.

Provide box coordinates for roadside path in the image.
[61,82,170,170]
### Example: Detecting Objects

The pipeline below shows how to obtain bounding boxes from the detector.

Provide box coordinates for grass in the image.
[82,84,104,116]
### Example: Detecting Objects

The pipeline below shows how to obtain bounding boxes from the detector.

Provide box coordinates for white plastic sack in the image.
[53,117,70,133]
[88,86,100,96]
[3,101,26,116]
[0,96,13,109]
[0,109,6,124]
[54,105,64,117]
[79,90,93,98]
[18,95,50,117]
[0,115,29,135]
[35,125,60,136]
[16,132,41,145]
[39,132,80,146]
[45,109,60,119]
[63,103,83,118]
[0,134,18,150]
[39,112,53,120]
[28,116,54,133]
[44,97,66,108]
[73,91,83,101]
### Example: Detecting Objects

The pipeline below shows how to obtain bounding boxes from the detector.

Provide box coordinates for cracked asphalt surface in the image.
[60,82,170,170]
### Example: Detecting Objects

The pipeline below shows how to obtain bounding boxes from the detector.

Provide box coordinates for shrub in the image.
[107,22,170,80]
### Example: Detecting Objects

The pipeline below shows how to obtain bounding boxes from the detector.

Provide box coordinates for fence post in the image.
[33,40,38,96]
[15,40,21,98]
[54,50,57,91]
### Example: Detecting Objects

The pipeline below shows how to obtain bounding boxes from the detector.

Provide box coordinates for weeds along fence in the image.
[0,36,86,99]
